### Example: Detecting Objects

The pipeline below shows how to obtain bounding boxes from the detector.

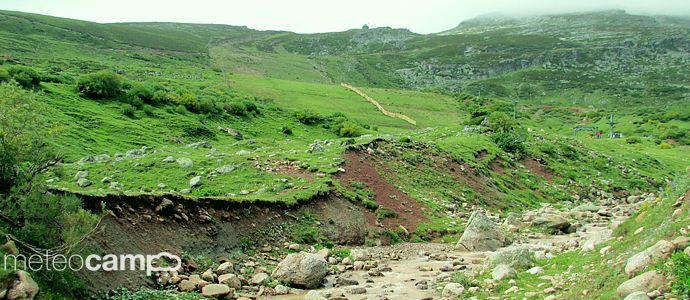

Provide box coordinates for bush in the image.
[626,137,641,144]
[243,100,259,114]
[491,129,527,154]
[280,126,293,135]
[169,106,184,116]
[659,143,672,149]
[337,122,362,137]
[199,99,220,115]
[0,68,10,83]
[152,90,173,104]
[295,109,323,124]
[183,124,215,139]
[143,105,154,116]
[77,70,123,99]
[662,252,690,296]
[121,104,136,117]
[7,66,41,88]
[224,102,247,116]
[127,84,154,104]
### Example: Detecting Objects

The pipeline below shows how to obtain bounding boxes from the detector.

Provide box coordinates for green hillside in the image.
[0,8,688,300]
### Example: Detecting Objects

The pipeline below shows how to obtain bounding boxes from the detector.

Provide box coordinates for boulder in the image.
[623,291,650,300]
[456,211,506,251]
[580,229,612,252]
[217,273,241,289]
[625,240,675,276]
[488,247,533,269]
[272,252,327,289]
[76,178,92,187]
[176,157,193,168]
[526,266,544,275]
[215,165,235,174]
[531,214,570,232]
[304,290,327,300]
[216,262,234,275]
[491,264,516,281]
[6,270,38,300]
[617,271,666,298]
[162,156,175,162]
[274,284,289,295]
[251,272,269,285]
[442,283,465,298]
[74,170,89,180]
[201,284,230,297]
[189,176,203,188]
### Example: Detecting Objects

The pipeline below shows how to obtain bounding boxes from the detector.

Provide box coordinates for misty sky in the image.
[1,0,689,33]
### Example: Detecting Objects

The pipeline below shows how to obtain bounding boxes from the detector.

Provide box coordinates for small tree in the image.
[76,70,123,99]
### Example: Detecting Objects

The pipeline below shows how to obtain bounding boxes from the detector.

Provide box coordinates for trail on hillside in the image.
[341,83,417,126]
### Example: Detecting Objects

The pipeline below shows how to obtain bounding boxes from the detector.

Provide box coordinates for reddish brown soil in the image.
[490,159,506,175]
[338,151,427,232]
[521,158,554,181]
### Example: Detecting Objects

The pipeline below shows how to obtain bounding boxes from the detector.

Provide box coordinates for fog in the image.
[1,0,689,34]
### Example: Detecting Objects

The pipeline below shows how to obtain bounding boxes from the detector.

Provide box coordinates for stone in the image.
[155,198,174,212]
[672,236,690,249]
[531,214,571,232]
[581,229,612,252]
[274,284,289,295]
[189,176,203,187]
[251,272,269,285]
[685,246,690,256]
[544,287,556,294]
[491,264,516,281]
[617,271,666,298]
[456,211,506,251]
[218,274,241,289]
[489,247,533,269]
[600,246,612,255]
[350,249,370,261]
[162,156,175,162]
[272,252,327,289]
[201,284,230,297]
[442,283,465,298]
[216,262,234,275]
[623,291,650,300]
[671,208,683,220]
[187,141,212,149]
[625,240,675,276]
[216,165,235,174]
[335,276,359,287]
[346,287,366,294]
[304,290,327,300]
[179,279,196,292]
[634,227,644,235]
[202,269,215,282]
[176,157,193,168]
[526,266,544,275]
[6,270,38,300]
[76,178,92,187]
[74,170,89,180]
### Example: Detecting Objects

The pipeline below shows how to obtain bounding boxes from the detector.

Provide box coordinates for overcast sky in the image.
[1,0,689,33]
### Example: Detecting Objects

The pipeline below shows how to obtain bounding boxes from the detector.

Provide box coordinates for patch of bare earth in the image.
[338,151,427,232]
[521,158,554,181]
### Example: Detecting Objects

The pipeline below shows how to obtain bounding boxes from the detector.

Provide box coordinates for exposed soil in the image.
[521,158,554,181]
[76,193,370,292]
[338,151,427,232]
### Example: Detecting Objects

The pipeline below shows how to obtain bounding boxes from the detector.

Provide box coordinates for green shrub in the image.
[7,66,41,88]
[626,136,641,144]
[199,99,219,115]
[660,143,672,149]
[121,104,136,117]
[152,90,173,104]
[662,252,690,296]
[174,105,187,114]
[183,124,215,139]
[0,68,10,83]
[491,128,527,155]
[143,105,154,116]
[280,126,293,135]
[295,109,323,124]
[336,122,362,137]
[77,70,123,99]
[243,100,259,113]
[127,84,154,104]
[224,102,247,116]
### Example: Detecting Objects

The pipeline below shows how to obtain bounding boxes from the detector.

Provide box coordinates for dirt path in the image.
[341,83,417,126]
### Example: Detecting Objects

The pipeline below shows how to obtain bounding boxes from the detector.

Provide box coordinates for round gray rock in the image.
[272,252,327,289]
